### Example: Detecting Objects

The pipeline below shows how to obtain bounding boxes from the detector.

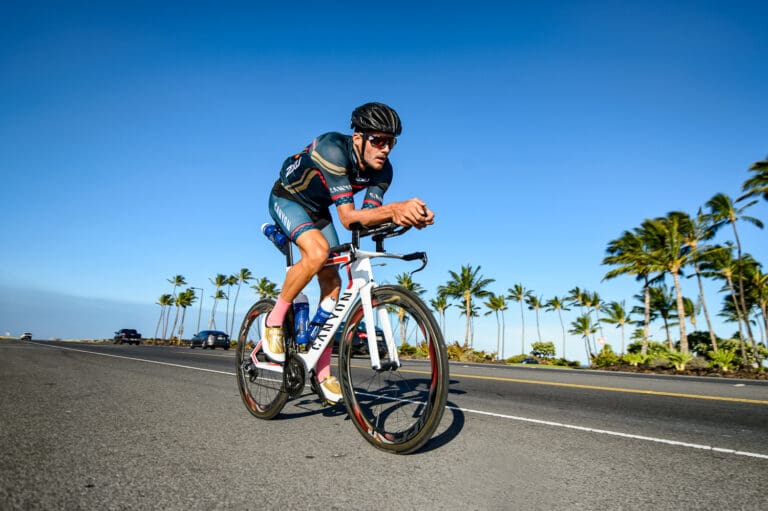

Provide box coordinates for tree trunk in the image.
[694,260,718,353]
[535,309,542,343]
[495,312,501,360]
[230,283,242,339]
[558,309,566,359]
[464,294,471,348]
[209,298,217,329]
[154,306,164,340]
[501,311,506,360]
[663,316,672,350]
[642,279,650,356]
[519,302,525,355]
[672,270,688,352]
[725,274,748,362]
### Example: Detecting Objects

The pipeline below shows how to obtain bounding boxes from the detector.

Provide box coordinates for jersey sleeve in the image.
[362,163,392,209]
[310,133,355,207]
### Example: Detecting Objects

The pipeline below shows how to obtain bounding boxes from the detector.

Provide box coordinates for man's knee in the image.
[297,232,330,271]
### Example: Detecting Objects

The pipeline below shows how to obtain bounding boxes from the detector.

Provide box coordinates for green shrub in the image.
[592,345,620,367]
[627,340,668,358]
[531,341,556,359]
[399,342,417,356]
[708,349,736,372]
[663,350,694,371]
[622,352,648,367]
[506,354,529,364]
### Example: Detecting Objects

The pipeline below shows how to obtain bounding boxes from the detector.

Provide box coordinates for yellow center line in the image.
[352,364,768,405]
[447,371,768,405]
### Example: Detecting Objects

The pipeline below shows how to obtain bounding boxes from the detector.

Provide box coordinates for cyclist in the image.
[257,102,435,403]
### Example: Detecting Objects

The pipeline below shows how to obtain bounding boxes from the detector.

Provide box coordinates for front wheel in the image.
[236,299,288,419]
[338,285,449,454]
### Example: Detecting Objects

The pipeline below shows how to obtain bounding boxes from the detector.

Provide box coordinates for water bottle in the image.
[308,297,336,340]
[293,293,310,345]
[262,223,289,253]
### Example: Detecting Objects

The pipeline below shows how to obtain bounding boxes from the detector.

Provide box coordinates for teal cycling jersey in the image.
[276,132,393,213]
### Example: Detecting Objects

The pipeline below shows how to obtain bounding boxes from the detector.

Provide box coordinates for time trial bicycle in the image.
[236,222,448,454]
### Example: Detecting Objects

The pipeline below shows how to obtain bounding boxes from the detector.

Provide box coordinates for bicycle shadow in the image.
[414,399,464,453]
[269,379,466,454]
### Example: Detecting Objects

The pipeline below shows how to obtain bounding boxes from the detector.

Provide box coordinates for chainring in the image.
[284,355,306,397]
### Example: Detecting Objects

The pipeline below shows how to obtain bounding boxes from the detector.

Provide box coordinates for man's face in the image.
[354,131,396,171]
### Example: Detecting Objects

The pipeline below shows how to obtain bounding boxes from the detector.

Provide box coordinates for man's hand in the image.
[392,198,435,229]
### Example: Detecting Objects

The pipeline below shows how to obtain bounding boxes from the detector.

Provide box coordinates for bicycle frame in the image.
[251,231,425,376]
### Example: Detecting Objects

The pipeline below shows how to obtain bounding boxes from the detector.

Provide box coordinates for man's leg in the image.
[266,229,331,326]
[315,265,341,382]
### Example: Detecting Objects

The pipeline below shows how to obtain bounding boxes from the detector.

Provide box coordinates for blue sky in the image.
[1,1,766,363]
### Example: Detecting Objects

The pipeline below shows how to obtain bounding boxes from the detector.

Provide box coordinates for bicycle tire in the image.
[236,299,288,419]
[338,285,449,454]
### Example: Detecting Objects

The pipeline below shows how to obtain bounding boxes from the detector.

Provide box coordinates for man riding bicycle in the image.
[258,102,435,403]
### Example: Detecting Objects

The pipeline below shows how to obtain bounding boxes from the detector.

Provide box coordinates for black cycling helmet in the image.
[350,102,402,136]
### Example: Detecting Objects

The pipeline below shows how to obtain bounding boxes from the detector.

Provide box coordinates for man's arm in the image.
[336,199,435,230]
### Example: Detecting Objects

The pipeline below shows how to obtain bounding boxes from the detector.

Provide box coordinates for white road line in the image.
[36,342,234,376]
[38,342,768,460]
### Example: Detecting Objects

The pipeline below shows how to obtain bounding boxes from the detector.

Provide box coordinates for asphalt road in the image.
[2,340,767,510]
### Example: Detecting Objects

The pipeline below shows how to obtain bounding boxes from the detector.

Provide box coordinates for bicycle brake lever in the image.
[403,251,428,274]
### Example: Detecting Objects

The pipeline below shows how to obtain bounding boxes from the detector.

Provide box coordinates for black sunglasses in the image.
[364,133,397,149]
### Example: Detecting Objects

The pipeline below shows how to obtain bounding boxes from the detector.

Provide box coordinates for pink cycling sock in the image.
[316,346,332,381]
[266,297,291,327]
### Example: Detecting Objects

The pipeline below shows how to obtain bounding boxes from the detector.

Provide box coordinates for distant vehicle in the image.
[114,329,142,345]
[20,332,32,341]
[190,330,230,350]
[332,321,387,357]
[519,357,539,364]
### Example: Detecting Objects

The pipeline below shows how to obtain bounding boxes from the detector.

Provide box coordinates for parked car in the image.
[190,330,230,350]
[332,321,387,357]
[20,332,32,341]
[519,357,539,364]
[114,328,141,345]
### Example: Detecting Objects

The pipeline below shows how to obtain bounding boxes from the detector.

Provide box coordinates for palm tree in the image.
[525,294,544,344]
[224,274,238,334]
[707,193,763,350]
[229,268,253,339]
[681,297,701,333]
[210,289,227,329]
[603,227,663,355]
[673,209,720,353]
[251,277,280,300]
[165,275,186,340]
[154,294,174,340]
[745,265,768,343]
[601,301,631,355]
[569,314,596,363]
[209,274,228,328]
[507,284,532,355]
[567,287,586,316]
[457,303,482,345]
[395,272,425,295]
[438,265,494,347]
[589,291,605,350]
[645,284,677,350]
[699,245,748,360]
[642,215,691,352]
[483,294,508,360]
[175,288,197,342]
[396,273,425,345]
[430,294,449,335]
[545,296,570,359]
[738,156,768,202]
